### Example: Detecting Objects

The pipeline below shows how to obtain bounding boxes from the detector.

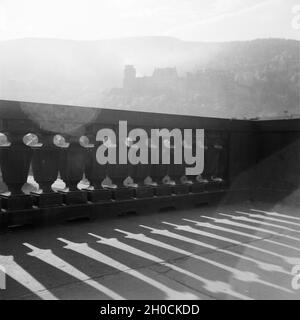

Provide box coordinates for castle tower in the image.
[123,65,136,90]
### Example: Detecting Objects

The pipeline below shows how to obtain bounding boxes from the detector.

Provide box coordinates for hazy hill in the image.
[0,37,299,118]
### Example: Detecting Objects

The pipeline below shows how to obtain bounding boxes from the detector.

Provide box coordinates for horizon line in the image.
[0,35,299,44]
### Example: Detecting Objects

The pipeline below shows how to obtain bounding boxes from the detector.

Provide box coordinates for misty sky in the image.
[0,0,299,42]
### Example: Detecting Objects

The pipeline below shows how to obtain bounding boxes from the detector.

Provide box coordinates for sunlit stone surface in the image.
[0,202,299,300]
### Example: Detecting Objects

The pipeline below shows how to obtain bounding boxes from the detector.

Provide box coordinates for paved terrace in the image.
[0,201,299,300]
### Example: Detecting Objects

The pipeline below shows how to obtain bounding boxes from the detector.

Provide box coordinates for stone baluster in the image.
[101,128,117,187]
[81,134,112,203]
[129,129,155,199]
[0,132,33,210]
[169,130,190,195]
[140,129,156,187]
[148,130,164,186]
[27,132,63,207]
[189,132,208,193]
[123,134,139,188]
[161,136,176,186]
[103,126,134,200]
[153,131,173,196]
[56,134,87,204]
[204,131,226,190]
[83,134,102,190]
[180,131,194,186]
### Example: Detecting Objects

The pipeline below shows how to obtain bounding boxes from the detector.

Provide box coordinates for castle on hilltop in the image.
[123,65,180,93]
[121,65,234,95]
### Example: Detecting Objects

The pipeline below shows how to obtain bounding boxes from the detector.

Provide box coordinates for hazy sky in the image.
[0,0,299,42]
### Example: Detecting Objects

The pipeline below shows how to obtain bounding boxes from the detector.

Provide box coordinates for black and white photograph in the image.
[0,0,299,307]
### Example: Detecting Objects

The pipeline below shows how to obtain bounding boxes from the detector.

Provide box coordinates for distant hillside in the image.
[0,37,299,118]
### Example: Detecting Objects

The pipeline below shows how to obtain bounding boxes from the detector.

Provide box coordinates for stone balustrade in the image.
[0,99,259,229]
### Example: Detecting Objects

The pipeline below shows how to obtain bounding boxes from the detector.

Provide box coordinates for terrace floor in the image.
[0,200,300,300]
